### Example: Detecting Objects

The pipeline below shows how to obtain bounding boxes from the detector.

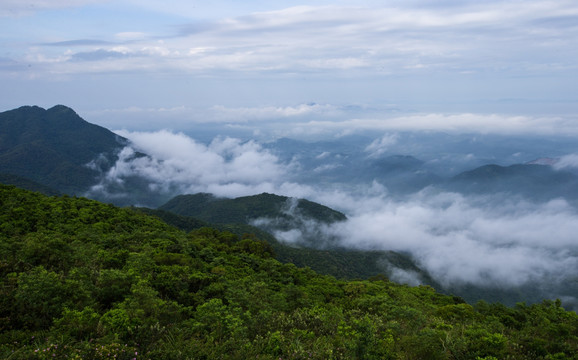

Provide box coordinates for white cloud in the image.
[0,0,108,17]
[323,189,578,288]
[288,113,578,136]
[92,130,298,199]
[78,103,578,140]
[210,103,341,122]
[365,133,399,157]
[85,128,578,297]
[554,154,578,170]
[11,1,578,78]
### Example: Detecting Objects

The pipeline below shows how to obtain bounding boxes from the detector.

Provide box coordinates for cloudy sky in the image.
[1,0,578,137]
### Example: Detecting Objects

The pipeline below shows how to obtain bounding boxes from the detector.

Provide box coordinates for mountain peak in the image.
[47,104,78,114]
[0,104,127,194]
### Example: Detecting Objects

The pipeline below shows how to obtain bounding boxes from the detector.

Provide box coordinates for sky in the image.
[1,0,578,138]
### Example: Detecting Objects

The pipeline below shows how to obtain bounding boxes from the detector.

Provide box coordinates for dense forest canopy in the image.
[1,184,577,359]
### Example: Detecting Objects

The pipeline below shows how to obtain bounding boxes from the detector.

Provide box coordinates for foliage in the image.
[1,184,577,359]
[0,172,61,196]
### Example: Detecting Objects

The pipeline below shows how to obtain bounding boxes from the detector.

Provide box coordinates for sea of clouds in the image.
[88,129,578,308]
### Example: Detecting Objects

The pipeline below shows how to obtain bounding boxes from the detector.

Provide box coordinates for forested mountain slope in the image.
[159,192,347,225]
[157,193,441,283]
[138,206,439,283]
[0,105,126,194]
[159,192,348,250]
[1,184,577,359]
[0,172,61,196]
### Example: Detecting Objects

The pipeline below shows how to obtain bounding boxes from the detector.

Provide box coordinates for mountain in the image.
[0,172,61,196]
[159,192,347,249]
[367,155,442,194]
[0,105,127,194]
[447,163,578,202]
[265,137,443,195]
[159,192,347,226]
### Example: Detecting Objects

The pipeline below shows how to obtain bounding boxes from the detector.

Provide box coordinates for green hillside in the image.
[159,192,347,225]
[0,105,126,194]
[138,206,438,283]
[156,193,439,283]
[1,184,577,359]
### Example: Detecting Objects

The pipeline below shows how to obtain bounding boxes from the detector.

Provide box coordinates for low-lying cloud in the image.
[554,154,578,171]
[210,103,342,123]
[84,105,578,140]
[292,113,578,137]
[89,129,299,202]
[324,190,578,289]
[246,184,578,304]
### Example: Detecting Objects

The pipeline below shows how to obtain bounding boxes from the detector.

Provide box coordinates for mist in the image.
[326,190,578,288]
[89,129,578,307]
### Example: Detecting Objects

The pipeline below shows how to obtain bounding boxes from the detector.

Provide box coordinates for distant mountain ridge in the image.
[0,105,127,194]
[446,163,578,202]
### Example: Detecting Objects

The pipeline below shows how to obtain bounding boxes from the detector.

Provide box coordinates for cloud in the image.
[287,113,578,137]
[11,1,578,78]
[42,39,113,47]
[84,103,578,139]
[322,189,578,288]
[554,154,578,170]
[365,134,399,157]
[0,0,107,17]
[89,130,300,202]
[209,103,342,123]
[71,49,131,62]
[250,197,337,247]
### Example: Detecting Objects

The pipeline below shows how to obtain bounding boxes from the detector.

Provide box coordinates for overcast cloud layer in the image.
[1,0,577,134]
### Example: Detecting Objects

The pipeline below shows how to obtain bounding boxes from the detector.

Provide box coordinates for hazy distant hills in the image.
[446,163,578,203]
[0,105,126,194]
[267,136,578,202]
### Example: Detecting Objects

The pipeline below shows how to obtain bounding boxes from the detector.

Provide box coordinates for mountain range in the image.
[3,105,577,205]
